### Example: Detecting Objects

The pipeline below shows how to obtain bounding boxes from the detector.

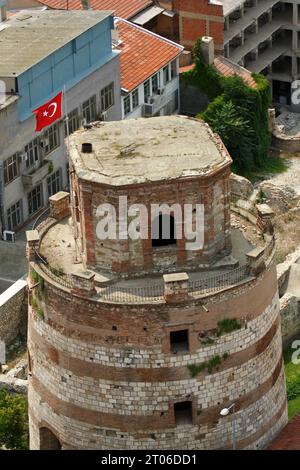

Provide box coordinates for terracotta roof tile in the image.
[214,56,257,89]
[38,0,153,18]
[116,18,183,92]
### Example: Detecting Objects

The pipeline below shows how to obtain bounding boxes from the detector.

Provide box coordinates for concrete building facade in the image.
[168,0,300,107]
[26,116,287,450]
[0,9,122,234]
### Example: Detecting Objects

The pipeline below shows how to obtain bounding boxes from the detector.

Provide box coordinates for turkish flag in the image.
[33,92,62,132]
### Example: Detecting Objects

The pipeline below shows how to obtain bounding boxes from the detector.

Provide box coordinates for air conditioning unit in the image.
[100,111,108,121]
[81,118,87,127]
[18,153,27,164]
[3,230,16,242]
[143,103,154,117]
[157,87,165,95]
[40,137,49,148]
[146,96,154,104]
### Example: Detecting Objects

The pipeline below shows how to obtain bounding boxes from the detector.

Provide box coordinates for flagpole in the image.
[63,84,80,263]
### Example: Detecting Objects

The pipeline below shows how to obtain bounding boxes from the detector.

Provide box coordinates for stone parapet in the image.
[49,191,70,221]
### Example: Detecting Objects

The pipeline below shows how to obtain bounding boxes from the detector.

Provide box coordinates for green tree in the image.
[201,98,255,172]
[0,390,29,450]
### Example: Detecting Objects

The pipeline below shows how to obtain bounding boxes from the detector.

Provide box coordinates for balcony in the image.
[142,91,172,117]
[22,161,50,190]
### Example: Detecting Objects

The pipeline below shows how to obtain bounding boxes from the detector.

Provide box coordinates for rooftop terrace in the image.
[0,9,112,77]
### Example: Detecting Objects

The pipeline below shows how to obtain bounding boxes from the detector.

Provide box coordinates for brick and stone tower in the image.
[26,116,287,450]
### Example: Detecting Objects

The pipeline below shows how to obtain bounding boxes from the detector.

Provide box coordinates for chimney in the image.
[0,6,7,23]
[81,0,91,10]
[201,36,215,65]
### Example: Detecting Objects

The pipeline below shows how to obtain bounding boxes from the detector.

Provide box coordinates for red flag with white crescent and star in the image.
[33,92,62,132]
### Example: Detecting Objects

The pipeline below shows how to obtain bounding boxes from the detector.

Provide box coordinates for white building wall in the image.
[0,55,122,230]
[122,58,180,120]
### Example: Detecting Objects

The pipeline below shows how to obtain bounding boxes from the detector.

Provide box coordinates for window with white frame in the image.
[101,82,114,111]
[132,89,139,110]
[152,73,160,93]
[43,123,60,156]
[47,169,61,197]
[123,95,131,116]
[7,200,23,231]
[144,79,151,102]
[82,95,96,123]
[65,108,80,135]
[3,154,19,185]
[28,184,43,215]
[163,65,170,85]
[171,59,178,79]
[25,138,39,168]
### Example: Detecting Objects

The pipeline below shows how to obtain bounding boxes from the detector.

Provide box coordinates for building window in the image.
[47,169,61,197]
[163,65,170,85]
[65,109,80,135]
[152,73,160,93]
[170,330,189,354]
[123,95,131,116]
[25,139,39,168]
[3,154,19,185]
[43,123,60,156]
[132,89,139,109]
[28,184,43,216]
[171,59,178,79]
[82,95,96,124]
[144,79,151,101]
[174,402,193,426]
[7,200,22,230]
[101,82,114,111]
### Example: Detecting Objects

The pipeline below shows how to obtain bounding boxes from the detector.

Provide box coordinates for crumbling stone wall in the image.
[0,280,27,348]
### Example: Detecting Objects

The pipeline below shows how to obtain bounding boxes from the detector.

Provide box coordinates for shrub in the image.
[36,308,45,320]
[217,318,241,336]
[0,390,29,450]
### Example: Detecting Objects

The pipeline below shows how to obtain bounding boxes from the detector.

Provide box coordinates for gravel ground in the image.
[267,156,300,195]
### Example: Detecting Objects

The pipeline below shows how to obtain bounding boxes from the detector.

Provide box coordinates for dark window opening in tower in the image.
[152,214,176,247]
[174,401,193,426]
[170,329,189,354]
[39,427,62,450]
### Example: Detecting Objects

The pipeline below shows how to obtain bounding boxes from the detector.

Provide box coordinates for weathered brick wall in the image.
[0,280,27,349]
[173,0,224,50]
[28,263,287,449]
[74,166,231,275]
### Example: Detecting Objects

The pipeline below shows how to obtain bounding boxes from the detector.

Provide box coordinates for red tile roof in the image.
[116,18,183,92]
[179,57,257,89]
[214,56,257,89]
[37,0,83,9]
[267,414,300,450]
[38,0,153,19]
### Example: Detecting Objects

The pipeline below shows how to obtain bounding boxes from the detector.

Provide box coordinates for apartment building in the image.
[115,18,183,119]
[0,9,121,235]
[163,1,300,107]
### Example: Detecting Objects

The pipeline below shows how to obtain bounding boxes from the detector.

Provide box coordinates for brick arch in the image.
[39,427,61,450]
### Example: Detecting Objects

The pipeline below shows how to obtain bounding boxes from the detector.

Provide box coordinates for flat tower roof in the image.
[0,10,112,77]
[69,116,232,186]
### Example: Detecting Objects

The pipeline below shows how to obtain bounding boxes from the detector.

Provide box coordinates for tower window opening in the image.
[152,214,176,247]
[174,401,193,426]
[170,329,189,354]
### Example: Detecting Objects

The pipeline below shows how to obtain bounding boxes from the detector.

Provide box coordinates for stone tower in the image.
[26,116,287,449]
